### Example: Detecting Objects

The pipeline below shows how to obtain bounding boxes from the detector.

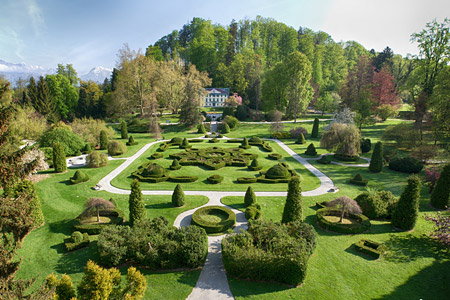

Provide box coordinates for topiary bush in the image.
[209,138,219,143]
[39,128,85,156]
[129,180,146,227]
[333,153,359,162]
[99,130,109,150]
[180,138,192,149]
[170,158,181,170]
[388,156,423,173]
[191,206,236,234]
[305,143,317,156]
[311,118,319,138]
[121,120,128,139]
[268,153,282,160]
[237,177,257,183]
[244,186,257,207]
[86,151,108,168]
[430,164,450,209]
[248,136,262,145]
[317,155,331,164]
[257,163,297,183]
[197,123,206,134]
[126,135,138,146]
[158,142,169,152]
[108,140,127,156]
[354,239,387,259]
[223,115,239,129]
[391,175,421,230]
[172,184,185,207]
[132,162,170,183]
[71,231,83,243]
[295,133,306,144]
[239,138,251,149]
[207,174,223,184]
[151,152,163,159]
[169,137,183,145]
[349,173,368,186]
[361,138,372,153]
[168,176,198,183]
[245,204,261,220]
[248,158,262,171]
[222,220,316,286]
[83,143,92,154]
[65,232,90,252]
[355,189,398,219]
[282,176,303,224]
[369,141,383,173]
[53,142,67,173]
[220,122,230,134]
[70,170,89,184]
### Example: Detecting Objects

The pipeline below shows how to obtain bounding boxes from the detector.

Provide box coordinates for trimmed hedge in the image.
[389,156,423,173]
[261,142,273,152]
[222,220,316,286]
[151,152,163,159]
[245,204,261,220]
[361,138,372,153]
[333,154,359,162]
[237,177,257,183]
[248,158,263,171]
[189,139,204,143]
[317,155,331,164]
[170,159,181,170]
[64,232,90,252]
[349,174,368,186]
[354,239,387,259]
[268,153,282,160]
[132,162,170,183]
[207,174,223,184]
[369,142,383,173]
[227,139,243,143]
[158,142,169,152]
[191,206,236,234]
[108,140,127,156]
[355,190,398,220]
[168,176,198,183]
[316,208,371,234]
[126,135,138,146]
[209,138,219,143]
[73,209,125,235]
[70,170,89,184]
[305,143,317,156]
[169,137,183,145]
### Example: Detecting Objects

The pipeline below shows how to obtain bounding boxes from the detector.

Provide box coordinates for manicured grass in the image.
[16,160,207,298]
[110,140,321,192]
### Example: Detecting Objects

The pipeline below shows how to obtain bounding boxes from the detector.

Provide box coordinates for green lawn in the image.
[16,160,207,299]
[110,140,321,192]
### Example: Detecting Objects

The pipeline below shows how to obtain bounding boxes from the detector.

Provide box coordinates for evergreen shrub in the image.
[53,142,67,173]
[86,151,108,168]
[207,174,223,184]
[317,155,331,164]
[349,173,368,186]
[121,120,128,139]
[191,206,235,234]
[170,159,181,170]
[108,140,127,156]
[65,232,90,252]
[245,204,261,220]
[295,133,306,144]
[168,176,198,183]
[39,128,85,156]
[305,143,317,156]
[248,158,262,171]
[361,138,372,153]
[151,152,163,159]
[369,142,383,173]
[100,130,109,150]
[268,153,282,160]
[126,135,138,146]
[391,175,421,230]
[244,186,257,207]
[311,118,319,138]
[430,164,450,209]
[70,170,89,184]
[355,190,398,219]
[172,184,185,207]
[389,156,423,173]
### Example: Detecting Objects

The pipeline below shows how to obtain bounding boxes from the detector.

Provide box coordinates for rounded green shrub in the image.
[172,184,185,207]
[121,120,128,139]
[86,151,109,168]
[39,128,85,156]
[311,118,319,138]
[266,164,289,179]
[361,138,372,153]
[197,123,206,134]
[133,162,169,183]
[389,156,423,173]
[70,170,89,184]
[268,153,282,160]
[108,140,127,156]
[207,174,223,184]
[249,136,262,144]
[221,122,230,134]
[295,133,306,144]
[355,190,398,219]
[209,138,219,143]
[244,186,256,207]
[170,158,181,170]
[369,142,383,173]
[71,231,83,243]
[169,137,183,145]
[99,130,109,150]
[248,158,262,171]
[305,143,317,156]
[245,204,261,220]
[83,143,92,154]
[237,177,257,183]
[53,142,67,173]
[317,155,331,164]
[223,115,239,129]
[349,173,368,186]
[430,164,450,209]
[151,152,163,159]
[191,206,236,234]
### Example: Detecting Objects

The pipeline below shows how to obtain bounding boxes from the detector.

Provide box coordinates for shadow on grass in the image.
[368,222,394,235]
[374,260,450,300]
[54,241,99,274]
[227,277,292,298]
[58,179,73,186]
[383,233,448,263]
[344,244,378,260]
[146,202,172,210]
[48,219,73,235]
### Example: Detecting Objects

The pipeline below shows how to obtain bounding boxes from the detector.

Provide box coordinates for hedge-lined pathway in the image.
[95,137,352,299]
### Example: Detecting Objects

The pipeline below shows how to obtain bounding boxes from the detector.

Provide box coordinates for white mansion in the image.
[202,88,230,107]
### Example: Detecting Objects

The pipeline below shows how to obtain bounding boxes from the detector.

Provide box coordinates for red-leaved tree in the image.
[372,66,400,109]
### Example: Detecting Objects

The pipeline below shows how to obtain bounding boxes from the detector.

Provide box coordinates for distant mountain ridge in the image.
[0,60,112,84]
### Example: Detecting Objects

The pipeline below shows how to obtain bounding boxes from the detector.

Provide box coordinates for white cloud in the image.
[0,27,25,61]
[321,0,450,55]
[25,0,46,36]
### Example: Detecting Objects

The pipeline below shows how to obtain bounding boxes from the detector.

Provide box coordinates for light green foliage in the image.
[40,127,85,156]
[392,175,421,230]
[86,151,108,168]
[9,106,48,142]
[221,122,230,134]
[56,274,76,300]
[296,133,306,144]
[282,176,303,223]
[99,130,109,150]
[108,140,127,156]
[172,184,185,207]
[71,118,115,147]
[197,123,206,134]
[45,74,78,119]
[320,123,361,157]
[53,142,66,173]
[223,115,239,129]
[129,180,146,227]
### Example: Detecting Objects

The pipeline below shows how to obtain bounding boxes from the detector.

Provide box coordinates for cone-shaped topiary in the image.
[221,122,230,134]
[126,135,138,146]
[239,137,251,149]
[282,176,303,224]
[295,133,306,144]
[83,143,92,154]
[180,138,191,149]
[99,130,109,150]
[248,158,262,171]
[129,179,146,227]
[244,186,257,207]
[170,158,181,170]
[369,142,383,173]
[172,184,185,207]
[70,170,89,184]
[305,143,317,156]
[311,118,319,138]
[197,123,206,134]
[430,164,450,209]
[121,120,128,139]
[392,175,421,230]
[53,142,67,173]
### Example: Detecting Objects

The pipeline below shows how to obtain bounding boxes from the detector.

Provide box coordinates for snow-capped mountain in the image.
[0,59,112,85]
[80,66,112,83]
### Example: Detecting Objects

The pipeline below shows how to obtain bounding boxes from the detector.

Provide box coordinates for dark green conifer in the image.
[430,164,450,209]
[282,176,303,224]
[369,142,383,173]
[129,179,146,226]
[392,175,421,230]
[244,186,256,207]
[311,118,319,138]
[172,184,185,207]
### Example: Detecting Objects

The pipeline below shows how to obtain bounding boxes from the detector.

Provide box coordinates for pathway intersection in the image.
[92,134,366,299]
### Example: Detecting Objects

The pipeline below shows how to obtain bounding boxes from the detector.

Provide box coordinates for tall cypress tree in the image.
[282,176,303,224]
[121,120,128,139]
[311,118,319,138]
[369,142,383,173]
[430,164,450,209]
[392,175,421,230]
[129,179,146,227]
[53,142,67,173]
[99,130,109,150]
[244,186,256,207]
[172,184,185,207]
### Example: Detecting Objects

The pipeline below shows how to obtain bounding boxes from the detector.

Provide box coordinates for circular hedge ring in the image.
[191,206,236,234]
[316,208,371,234]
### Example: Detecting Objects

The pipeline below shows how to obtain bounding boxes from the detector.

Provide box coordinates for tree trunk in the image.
[96,207,100,223]
[340,207,345,223]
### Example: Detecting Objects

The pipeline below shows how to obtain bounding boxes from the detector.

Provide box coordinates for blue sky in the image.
[1,0,449,74]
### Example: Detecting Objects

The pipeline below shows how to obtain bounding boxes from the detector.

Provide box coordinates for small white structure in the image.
[202,88,229,107]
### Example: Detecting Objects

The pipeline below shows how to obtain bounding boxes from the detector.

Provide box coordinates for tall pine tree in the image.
[282,176,303,224]
[129,179,146,227]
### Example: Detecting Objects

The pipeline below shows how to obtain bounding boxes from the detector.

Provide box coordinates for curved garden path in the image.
[93,135,368,299]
